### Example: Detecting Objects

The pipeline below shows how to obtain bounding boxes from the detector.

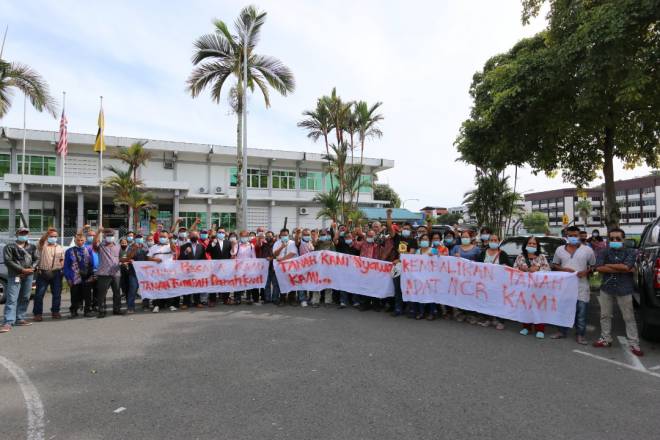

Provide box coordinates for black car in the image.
[499,235,567,267]
[633,218,660,341]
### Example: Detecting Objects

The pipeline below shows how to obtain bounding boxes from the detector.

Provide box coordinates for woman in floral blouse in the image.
[513,236,551,339]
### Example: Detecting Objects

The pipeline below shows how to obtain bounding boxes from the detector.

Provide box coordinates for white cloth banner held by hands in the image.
[400,255,578,327]
[274,250,395,298]
[133,259,269,299]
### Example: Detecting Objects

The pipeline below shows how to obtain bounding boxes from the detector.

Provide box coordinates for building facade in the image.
[0,127,394,235]
[524,175,660,234]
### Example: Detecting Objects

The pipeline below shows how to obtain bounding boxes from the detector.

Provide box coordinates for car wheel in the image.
[640,307,660,342]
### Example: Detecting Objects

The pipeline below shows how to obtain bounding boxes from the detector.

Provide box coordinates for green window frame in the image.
[272,170,296,190]
[359,175,373,193]
[212,212,237,230]
[229,167,238,187]
[0,208,8,231]
[229,167,268,189]
[0,154,10,178]
[16,154,57,176]
[299,171,321,191]
[324,173,339,192]
[178,211,207,229]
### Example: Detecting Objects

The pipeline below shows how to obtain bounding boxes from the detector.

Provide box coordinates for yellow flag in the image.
[93,106,105,152]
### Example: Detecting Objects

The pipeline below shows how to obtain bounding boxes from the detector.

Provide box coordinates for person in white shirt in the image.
[551,226,596,344]
[272,228,299,306]
[231,230,257,304]
[148,231,177,313]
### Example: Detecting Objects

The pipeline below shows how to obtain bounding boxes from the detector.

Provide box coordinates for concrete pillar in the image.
[76,187,84,230]
[267,159,273,198]
[173,190,180,223]
[8,191,15,235]
[268,202,273,231]
[206,198,212,230]
[20,190,30,228]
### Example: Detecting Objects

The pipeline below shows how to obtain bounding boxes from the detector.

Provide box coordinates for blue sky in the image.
[1,0,651,210]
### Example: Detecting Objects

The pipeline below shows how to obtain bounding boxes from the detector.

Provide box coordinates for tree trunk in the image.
[602,126,619,230]
[128,207,134,233]
[236,108,244,231]
[324,132,334,190]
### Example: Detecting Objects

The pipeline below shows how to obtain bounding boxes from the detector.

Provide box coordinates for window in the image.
[229,167,268,189]
[643,212,656,219]
[0,208,8,231]
[211,212,236,230]
[17,154,57,176]
[10,208,54,232]
[359,175,373,193]
[616,190,626,197]
[0,154,10,178]
[178,212,206,229]
[299,171,322,191]
[229,167,238,187]
[324,173,339,191]
[272,170,296,190]
[643,187,654,194]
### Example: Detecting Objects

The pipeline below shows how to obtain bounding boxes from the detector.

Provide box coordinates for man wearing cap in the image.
[93,227,123,318]
[1,228,38,333]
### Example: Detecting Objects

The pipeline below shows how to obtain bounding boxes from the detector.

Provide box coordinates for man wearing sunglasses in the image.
[593,228,643,356]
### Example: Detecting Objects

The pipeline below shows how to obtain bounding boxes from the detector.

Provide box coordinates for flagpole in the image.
[98,96,103,228]
[60,91,66,244]
[0,25,8,58]
[20,93,26,226]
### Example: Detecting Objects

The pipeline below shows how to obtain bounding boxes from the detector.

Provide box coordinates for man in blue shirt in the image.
[593,227,642,356]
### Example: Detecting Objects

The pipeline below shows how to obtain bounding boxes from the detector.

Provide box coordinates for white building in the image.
[0,127,394,235]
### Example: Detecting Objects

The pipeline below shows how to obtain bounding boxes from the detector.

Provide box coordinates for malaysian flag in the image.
[56,108,68,157]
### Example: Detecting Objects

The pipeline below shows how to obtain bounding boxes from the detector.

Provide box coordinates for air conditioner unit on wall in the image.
[299,207,309,215]
[214,186,223,194]
[199,187,208,194]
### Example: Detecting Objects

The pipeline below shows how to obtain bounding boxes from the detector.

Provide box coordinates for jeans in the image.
[3,274,33,325]
[33,271,62,315]
[271,274,281,304]
[96,275,121,313]
[127,274,139,311]
[263,269,275,302]
[598,291,639,346]
[558,300,588,337]
[393,276,405,314]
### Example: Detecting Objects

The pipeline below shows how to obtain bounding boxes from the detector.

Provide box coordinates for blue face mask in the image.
[567,236,580,245]
[127,236,134,242]
[240,237,249,244]
[432,240,441,247]
[402,230,411,238]
[135,238,144,244]
[480,234,490,242]
[200,234,208,240]
[320,235,330,242]
[47,237,58,244]
[420,240,430,248]
[281,236,289,243]
[488,242,499,249]
[444,238,454,245]
[159,237,169,245]
[461,238,471,245]
[218,233,226,240]
[526,246,537,254]
[86,236,94,243]
[302,236,311,242]
[344,239,353,245]
[609,241,623,249]
[17,235,29,243]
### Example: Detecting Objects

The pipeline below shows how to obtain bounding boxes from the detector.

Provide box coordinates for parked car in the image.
[633,218,660,341]
[499,235,567,267]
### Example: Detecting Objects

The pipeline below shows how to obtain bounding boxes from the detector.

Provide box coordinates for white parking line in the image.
[573,350,660,380]
[616,336,647,371]
[0,355,45,440]
[649,365,660,371]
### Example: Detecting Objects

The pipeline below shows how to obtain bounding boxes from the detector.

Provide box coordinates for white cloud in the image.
[0,0,650,211]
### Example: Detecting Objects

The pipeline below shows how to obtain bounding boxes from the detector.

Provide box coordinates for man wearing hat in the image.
[1,228,38,333]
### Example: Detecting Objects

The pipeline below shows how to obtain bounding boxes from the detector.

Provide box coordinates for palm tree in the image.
[187,6,295,230]
[0,59,57,119]
[323,142,349,223]
[313,187,341,222]
[324,88,352,145]
[118,188,155,231]
[355,100,383,166]
[103,166,154,230]
[298,98,333,187]
[463,168,520,237]
[575,198,593,230]
[113,141,152,183]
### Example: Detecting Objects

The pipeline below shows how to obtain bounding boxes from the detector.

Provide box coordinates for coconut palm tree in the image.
[575,198,593,230]
[324,88,352,145]
[0,59,57,119]
[118,188,155,231]
[113,141,152,182]
[313,187,341,222]
[187,6,295,230]
[298,98,333,187]
[323,142,349,223]
[355,100,383,166]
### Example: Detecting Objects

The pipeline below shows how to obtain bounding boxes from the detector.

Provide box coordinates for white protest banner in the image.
[133,259,269,299]
[274,250,395,298]
[400,255,578,327]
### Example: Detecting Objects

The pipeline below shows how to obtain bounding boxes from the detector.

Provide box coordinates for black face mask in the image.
[121,245,128,250]
[190,237,198,243]
[266,237,273,243]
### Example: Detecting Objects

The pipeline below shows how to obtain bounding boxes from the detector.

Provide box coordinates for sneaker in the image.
[0,324,11,333]
[15,320,32,326]
[152,306,160,313]
[169,306,177,312]
[550,332,566,340]
[535,331,545,339]
[592,338,612,348]
[478,319,491,328]
[519,328,529,336]
[631,346,644,357]
[301,301,308,308]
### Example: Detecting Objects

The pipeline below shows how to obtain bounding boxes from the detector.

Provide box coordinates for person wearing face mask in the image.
[413,234,439,320]
[294,228,314,308]
[451,230,482,323]
[206,227,232,306]
[514,236,551,338]
[592,228,642,356]
[255,230,276,304]
[148,231,178,313]
[126,231,135,244]
[93,227,124,318]
[228,232,238,246]
[431,232,449,256]
[118,237,131,309]
[311,226,337,307]
[335,228,360,308]
[33,228,65,321]
[84,229,100,311]
[63,234,95,318]
[272,228,299,306]
[383,213,418,317]
[478,227,492,250]
[550,226,596,344]
[1,228,38,333]
[124,234,150,314]
[231,230,258,305]
[476,234,511,330]
[579,230,589,245]
[175,227,189,256]
[352,226,382,311]
[199,229,211,248]
[587,228,606,254]
[179,230,208,309]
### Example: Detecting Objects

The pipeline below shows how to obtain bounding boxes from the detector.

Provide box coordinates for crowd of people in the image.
[0,210,643,356]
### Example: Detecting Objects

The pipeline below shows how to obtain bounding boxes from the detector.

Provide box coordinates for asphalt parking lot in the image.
[1,294,660,440]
